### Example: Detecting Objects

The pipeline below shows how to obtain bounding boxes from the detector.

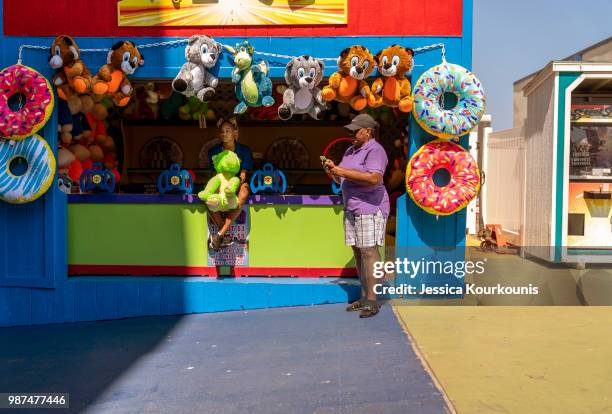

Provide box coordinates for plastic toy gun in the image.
[250,163,287,194]
[80,163,116,193]
[157,163,193,194]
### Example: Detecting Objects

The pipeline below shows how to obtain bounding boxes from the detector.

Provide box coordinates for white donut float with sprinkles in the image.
[412,62,485,140]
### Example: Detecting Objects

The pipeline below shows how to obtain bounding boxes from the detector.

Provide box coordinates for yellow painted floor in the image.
[394,306,612,414]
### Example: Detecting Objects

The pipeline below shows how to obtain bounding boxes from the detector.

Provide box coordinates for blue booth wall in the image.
[0,0,473,326]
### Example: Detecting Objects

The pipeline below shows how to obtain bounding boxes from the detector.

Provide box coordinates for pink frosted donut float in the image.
[406,139,481,215]
[0,64,54,140]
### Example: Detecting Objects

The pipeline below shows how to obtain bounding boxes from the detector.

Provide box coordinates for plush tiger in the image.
[321,45,376,111]
[368,45,414,112]
[48,35,93,100]
[92,41,144,107]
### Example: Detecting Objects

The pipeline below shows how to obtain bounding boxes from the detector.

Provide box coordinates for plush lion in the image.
[48,35,94,113]
[368,45,414,112]
[92,41,144,107]
[321,45,376,111]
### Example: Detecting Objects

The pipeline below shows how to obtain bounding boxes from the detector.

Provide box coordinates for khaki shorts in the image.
[344,210,386,248]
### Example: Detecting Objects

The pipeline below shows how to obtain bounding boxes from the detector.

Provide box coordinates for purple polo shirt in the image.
[339,138,390,218]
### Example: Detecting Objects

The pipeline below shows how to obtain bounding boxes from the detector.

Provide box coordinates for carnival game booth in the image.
[64,57,415,277]
[0,0,480,326]
[523,61,612,264]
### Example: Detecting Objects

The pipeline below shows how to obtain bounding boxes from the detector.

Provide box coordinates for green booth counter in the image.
[68,194,358,277]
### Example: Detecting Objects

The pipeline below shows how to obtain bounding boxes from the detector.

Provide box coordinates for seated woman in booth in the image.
[206,117,254,250]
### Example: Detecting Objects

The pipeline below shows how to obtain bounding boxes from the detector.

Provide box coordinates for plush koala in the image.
[278,55,327,120]
[172,35,221,102]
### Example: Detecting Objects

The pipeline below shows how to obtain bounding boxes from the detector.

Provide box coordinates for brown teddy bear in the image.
[92,41,144,107]
[321,45,376,111]
[48,35,95,113]
[368,45,414,112]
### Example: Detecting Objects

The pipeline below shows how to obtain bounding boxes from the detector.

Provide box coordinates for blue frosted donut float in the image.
[0,134,56,204]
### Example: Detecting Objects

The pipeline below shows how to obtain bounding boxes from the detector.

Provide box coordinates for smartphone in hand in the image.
[320,156,330,173]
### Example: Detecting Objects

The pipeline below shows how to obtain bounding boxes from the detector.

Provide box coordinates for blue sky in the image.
[473,0,612,130]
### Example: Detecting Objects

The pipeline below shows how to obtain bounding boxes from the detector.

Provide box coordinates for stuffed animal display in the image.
[278,55,327,120]
[179,96,208,123]
[48,35,94,114]
[321,45,376,111]
[57,99,92,146]
[124,82,161,120]
[92,41,144,107]
[198,150,241,212]
[368,45,414,112]
[251,85,284,120]
[56,97,119,187]
[224,41,275,114]
[172,35,221,102]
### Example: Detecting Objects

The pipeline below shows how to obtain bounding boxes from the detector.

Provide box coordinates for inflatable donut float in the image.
[406,139,480,215]
[0,134,56,204]
[413,62,485,140]
[0,64,54,140]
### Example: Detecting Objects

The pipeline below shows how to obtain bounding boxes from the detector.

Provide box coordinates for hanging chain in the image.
[17,39,446,64]
[413,42,446,62]
[137,39,189,49]
[17,39,189,64]
[414,43,447,108]
[252,49,336,61]
[80,48,110,53]
[17,45,48,65]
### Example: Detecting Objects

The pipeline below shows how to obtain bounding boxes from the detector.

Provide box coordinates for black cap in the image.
[344,114,379,132]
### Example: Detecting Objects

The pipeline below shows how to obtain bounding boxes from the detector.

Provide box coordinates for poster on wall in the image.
[207,207,250,266]
[568,123,612,248]
[570,125,612,177]
[571,104,612,123]
[118,0,348,26]
[567,182,612,248]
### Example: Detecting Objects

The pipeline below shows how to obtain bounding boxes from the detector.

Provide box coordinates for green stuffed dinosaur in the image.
[198,150,241,212]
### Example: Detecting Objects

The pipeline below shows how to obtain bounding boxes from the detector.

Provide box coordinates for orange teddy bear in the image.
[48,35,94,113]
[368,45,414,112]
[321,45,376,111]
[92,41,144,107]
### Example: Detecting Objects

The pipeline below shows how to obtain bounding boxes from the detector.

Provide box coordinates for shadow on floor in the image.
[0,316,182,413]
[0,304,448,414]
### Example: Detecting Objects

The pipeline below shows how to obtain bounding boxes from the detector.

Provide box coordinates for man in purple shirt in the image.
[325,114,390,318]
